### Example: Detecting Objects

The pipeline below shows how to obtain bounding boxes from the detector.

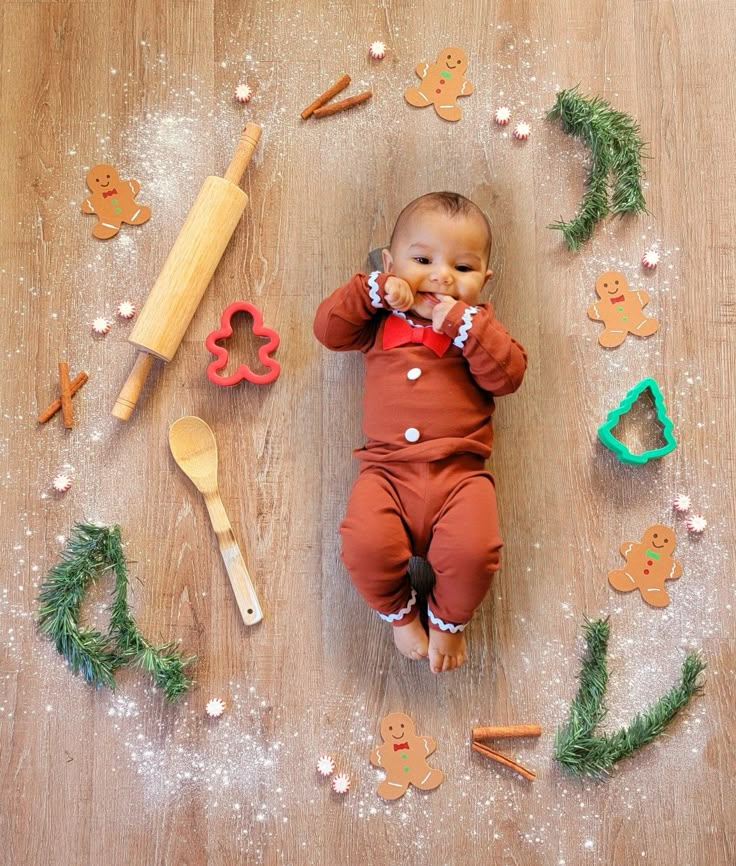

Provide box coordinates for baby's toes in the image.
[428,648,445,674]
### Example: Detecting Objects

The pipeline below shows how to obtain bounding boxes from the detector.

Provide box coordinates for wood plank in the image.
[1,1,734,864]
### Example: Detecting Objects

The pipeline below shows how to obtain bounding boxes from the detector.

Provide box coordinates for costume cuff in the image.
[366,271,390,309]
[378,589,418,624]
[427,607,467,633]
[440,301,479,348]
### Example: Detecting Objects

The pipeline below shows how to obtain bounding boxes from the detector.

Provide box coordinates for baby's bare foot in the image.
[392,617,429,661]
[428,629,467,673]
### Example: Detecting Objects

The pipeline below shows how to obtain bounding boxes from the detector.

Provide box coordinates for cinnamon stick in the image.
[38,371,89,424]
[58,362,73,429]
[472,724,542,741]
[301,73,351,119]
[471,742,536,781]
[313,90,372,119]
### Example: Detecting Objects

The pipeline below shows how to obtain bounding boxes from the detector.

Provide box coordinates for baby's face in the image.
[382,208,492,320]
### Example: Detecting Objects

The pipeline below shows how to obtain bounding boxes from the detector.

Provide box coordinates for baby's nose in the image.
[431,266,453,284]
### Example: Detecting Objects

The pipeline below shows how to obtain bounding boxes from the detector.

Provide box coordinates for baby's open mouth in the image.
[416,292,441,306]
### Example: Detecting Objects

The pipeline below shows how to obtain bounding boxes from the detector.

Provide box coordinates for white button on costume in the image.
[404,427,420,443]
[407,367,422,380]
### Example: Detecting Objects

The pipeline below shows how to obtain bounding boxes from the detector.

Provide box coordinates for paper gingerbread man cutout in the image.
[370,712,444,800]
[608,524,682,608]
[404,46,473,122]
[81,164,151,239]
[587,271,659,348]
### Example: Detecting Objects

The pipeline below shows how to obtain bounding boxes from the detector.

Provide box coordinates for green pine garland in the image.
[547,86,648,250]
[554,618,705,777]
[37,523,195,701]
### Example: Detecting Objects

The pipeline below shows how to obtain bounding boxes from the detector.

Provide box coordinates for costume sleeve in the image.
[440,301,527,395]
[313,271,391,352]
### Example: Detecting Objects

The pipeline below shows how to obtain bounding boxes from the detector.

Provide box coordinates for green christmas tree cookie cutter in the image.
[598,377,676,464]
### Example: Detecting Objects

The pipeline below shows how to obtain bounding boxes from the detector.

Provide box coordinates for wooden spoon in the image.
[168,415,263,626]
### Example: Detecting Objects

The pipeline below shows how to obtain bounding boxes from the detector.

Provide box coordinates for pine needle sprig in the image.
[107,529,195,701]
[37,523,194,701]
[547,156,611,251]
[37,524,121,688]
[554,618,705,778]
[547,86,648,249]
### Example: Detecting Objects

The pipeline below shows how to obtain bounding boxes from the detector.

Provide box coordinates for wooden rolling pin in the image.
[112,123,262,421]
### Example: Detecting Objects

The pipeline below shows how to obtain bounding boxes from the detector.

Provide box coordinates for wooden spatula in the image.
[168,415,263,626]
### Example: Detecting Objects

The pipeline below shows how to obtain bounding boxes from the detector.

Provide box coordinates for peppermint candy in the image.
[369,41,387,60]
[331,772,351,794]
[672,493,691,513]
[117,301,136,320]
[642,248,660,269]
[316,755,336,777]
[494,106,511,126]
[686,514,707,534]
[92,317,112,335]
[234,84,252,104]
[513,122,531,140]
[52,474,72,493]
[205,698,226,717]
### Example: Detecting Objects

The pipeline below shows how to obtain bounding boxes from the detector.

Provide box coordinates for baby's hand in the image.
[384,276,414,312]
[431,295,458,332]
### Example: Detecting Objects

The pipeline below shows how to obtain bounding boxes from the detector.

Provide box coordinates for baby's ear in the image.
[484,269,493,285]
[381,248,394,273]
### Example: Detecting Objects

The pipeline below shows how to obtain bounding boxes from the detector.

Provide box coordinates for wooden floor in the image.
[1,1,734,864]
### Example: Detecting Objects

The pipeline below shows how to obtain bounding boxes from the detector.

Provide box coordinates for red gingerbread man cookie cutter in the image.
[205,302,281,386]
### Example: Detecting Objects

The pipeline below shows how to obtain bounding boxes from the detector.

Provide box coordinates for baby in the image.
[313,192,527,673]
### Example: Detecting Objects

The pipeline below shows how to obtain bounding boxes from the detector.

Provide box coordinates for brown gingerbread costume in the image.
[313,272,527,633]
[608,524,682,607]
[404,46,474,122]
[370,712,444,800]
[587,271,659,348]
[81,163,151,239]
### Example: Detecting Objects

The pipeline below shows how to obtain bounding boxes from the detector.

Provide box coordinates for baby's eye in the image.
[456,265,473,272]
[414,257,430,265]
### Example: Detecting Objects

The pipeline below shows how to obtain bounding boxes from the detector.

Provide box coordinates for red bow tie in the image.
[609,294,625,304]
[393,741,409,751]
[383,314,451,357]
[102,188,118,198]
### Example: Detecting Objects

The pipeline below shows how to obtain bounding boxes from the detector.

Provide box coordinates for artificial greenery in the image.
[547,86,647,250]
[37,523,194,701]
[554,618,705,777]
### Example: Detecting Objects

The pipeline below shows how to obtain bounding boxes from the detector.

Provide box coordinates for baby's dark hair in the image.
[389,192,493,261]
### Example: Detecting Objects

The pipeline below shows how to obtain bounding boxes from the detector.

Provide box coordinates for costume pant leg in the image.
[340,466,418,625]
[426,468,502,632]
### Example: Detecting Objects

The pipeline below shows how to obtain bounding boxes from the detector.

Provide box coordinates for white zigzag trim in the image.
[367,271,383,308]
[392,310,425,329]
[427,608,467,633]
[452,305,479,348]
[378,589,417,623]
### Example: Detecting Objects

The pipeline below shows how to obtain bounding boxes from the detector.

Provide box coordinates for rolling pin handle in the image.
[111,352,157,421]
[223,122,262,186]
